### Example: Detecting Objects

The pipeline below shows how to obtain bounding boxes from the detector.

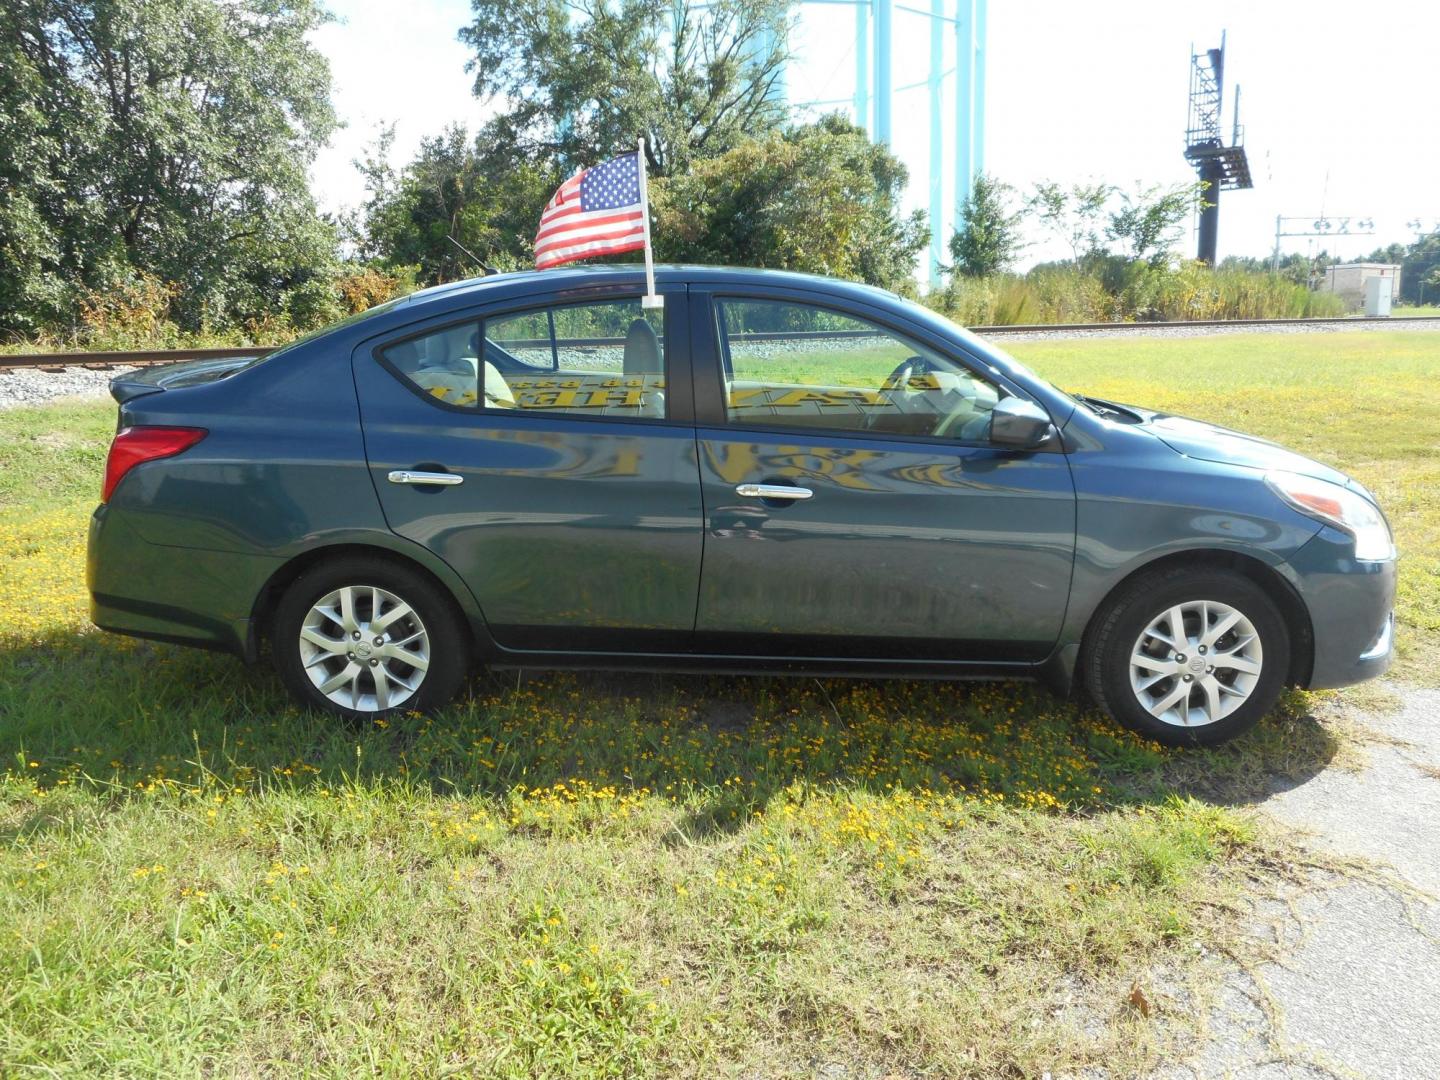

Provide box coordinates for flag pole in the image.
[637,135,662,309]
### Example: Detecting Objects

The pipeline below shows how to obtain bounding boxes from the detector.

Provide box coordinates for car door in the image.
[352,285,704,653]
[690,288,1077,663]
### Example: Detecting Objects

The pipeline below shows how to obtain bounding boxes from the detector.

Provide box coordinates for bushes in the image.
[1,264,418,354]
[336,265,420,315]
[927,261,1346,326]
[74,269,184,351]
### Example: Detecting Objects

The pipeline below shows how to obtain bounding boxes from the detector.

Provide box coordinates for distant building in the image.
[1321,263,1402,311]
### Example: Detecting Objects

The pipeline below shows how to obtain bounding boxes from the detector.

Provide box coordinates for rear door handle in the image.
[388,470,463,487]
[735,483,813,501]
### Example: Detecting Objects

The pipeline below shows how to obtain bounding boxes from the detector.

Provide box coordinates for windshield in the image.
[904,300,1080,412]
[993,351,1074,403]
[951,328,1080,410]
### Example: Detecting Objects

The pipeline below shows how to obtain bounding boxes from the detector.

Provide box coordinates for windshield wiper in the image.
[1071,394,1141,422]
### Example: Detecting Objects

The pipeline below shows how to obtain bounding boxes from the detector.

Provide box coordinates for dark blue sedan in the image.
[87,266,1396,745]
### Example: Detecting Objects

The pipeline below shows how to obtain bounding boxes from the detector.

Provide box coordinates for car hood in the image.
[1093,399,1353,487]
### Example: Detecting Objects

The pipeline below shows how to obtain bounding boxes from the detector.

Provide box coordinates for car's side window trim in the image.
[362,285,693,428]
[545,309,560,370]
[695,289,1058,451]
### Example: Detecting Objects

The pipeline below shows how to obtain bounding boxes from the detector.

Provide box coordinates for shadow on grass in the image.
[0,630,1341,830]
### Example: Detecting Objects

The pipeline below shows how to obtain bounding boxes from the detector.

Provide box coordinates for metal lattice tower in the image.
[1183,32,1252,265]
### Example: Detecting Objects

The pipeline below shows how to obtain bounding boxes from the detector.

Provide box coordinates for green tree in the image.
[357,126,527,285]
[460,0,790,178]
[354,125,563,285]
[1,0,336,334]
[948,174,1025,277]
[1397,234,1440,304]
[1107,182,1203,264]
[1030,181,1114,266]
[649,115,927,291]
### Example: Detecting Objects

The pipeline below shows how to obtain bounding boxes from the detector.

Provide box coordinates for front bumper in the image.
[87,504,282,659]
[1281,525,1397,690]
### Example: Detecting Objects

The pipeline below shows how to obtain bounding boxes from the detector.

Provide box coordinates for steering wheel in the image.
[866,355,925,430]
[884,355,925,396]
[891,355,991,440]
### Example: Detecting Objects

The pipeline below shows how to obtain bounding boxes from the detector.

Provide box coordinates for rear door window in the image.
[379,297,668,419]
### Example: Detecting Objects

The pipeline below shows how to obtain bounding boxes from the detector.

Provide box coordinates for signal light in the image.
[102,426,207,502]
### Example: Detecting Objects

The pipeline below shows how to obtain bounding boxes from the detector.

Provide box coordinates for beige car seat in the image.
[409,357,515,409]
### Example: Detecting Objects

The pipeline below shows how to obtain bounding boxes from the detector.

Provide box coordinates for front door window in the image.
[717,299,1005,442]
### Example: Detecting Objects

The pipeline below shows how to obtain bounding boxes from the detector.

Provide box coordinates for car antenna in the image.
[446,235,500,276]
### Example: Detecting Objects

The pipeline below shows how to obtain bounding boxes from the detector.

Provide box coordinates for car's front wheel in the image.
[1082,566,1291,746]
[272,557,468,721]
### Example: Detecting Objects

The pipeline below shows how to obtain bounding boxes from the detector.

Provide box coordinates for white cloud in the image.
[308,0,486,219]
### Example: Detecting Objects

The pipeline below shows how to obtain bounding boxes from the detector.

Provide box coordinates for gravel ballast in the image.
[0,365,136,412]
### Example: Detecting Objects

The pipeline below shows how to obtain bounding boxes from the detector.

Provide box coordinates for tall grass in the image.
[929,262,1347,326]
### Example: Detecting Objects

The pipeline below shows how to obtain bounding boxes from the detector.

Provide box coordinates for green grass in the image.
[3,331,1437,1075]
[1392,305,1440,318]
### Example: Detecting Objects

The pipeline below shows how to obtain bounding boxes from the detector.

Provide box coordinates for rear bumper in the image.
[1281,526,1397,690]
[87,504,281,660]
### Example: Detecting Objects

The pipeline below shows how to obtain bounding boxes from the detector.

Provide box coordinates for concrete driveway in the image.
[1157,687,1440,1079]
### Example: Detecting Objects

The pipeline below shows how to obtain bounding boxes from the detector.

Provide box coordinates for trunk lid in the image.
[110,354,266,404]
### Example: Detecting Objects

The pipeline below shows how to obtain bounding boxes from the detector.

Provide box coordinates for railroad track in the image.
[2,315,1436,373]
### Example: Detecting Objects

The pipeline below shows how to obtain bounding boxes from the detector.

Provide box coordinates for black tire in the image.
[271,556,468,722]
[1081,565,1290,747]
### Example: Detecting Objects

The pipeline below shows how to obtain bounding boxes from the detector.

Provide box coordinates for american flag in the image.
[533,151,648,270]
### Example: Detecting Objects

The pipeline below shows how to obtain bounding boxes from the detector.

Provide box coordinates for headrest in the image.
[623,318,661,374]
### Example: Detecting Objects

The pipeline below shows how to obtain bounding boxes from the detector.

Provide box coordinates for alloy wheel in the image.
[298,584,430,712]
[1127,599,1264,727]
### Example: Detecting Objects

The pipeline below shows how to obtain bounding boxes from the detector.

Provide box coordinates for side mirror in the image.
[989,397,1054,449]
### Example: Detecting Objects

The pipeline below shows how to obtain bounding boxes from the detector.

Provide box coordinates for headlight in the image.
[1265,470,1395,561]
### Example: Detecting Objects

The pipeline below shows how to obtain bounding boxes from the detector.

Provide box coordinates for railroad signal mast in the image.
[1184,33,1252,265]
[1270,216,1375,274]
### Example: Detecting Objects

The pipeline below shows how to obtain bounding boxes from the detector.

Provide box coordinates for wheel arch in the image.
[1075,548,1315,694]
[247,541,487,662]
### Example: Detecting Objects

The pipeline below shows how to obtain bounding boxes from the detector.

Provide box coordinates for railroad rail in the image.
[2,315,1435,373]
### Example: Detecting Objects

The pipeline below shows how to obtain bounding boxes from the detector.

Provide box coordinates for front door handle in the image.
[735,483,813,501]
[388,470,463,487]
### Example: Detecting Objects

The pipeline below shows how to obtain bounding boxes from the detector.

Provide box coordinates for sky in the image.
[309,0,1440,271]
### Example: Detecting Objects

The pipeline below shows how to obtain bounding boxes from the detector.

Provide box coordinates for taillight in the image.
[102,426,207,502]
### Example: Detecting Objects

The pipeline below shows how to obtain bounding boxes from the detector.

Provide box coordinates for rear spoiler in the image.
[110,354,266,405]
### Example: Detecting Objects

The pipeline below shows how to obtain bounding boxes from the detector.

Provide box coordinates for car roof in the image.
[267,262,1078,424]
[387,264,903,315]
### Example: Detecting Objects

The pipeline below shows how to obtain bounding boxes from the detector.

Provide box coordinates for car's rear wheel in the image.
[1082,566,1290,746]
[272,557,467,721]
